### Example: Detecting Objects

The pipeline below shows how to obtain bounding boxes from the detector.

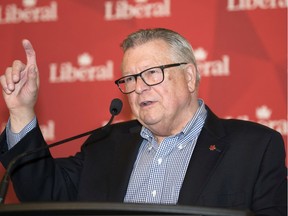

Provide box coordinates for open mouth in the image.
[140,101,154,107]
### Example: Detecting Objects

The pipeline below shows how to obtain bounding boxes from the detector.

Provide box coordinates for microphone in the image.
[0,98,123,204]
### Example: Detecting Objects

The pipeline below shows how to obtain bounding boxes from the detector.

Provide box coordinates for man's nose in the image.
[134,76,150,94]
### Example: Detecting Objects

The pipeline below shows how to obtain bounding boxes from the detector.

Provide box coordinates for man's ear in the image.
[185,63,197,93]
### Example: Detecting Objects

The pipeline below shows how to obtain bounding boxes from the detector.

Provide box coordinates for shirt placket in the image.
[145,138,177,203]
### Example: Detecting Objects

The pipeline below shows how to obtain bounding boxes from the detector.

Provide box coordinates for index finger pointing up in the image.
[22,39,37,66]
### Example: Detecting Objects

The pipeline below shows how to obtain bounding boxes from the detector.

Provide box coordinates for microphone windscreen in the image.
[110,98,123,116]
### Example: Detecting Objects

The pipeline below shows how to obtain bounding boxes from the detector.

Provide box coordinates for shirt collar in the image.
[140,99,207,142]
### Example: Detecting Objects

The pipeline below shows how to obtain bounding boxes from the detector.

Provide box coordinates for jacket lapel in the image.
[178,106,229,205]
[105,107,229,204]
[107,122,143,202]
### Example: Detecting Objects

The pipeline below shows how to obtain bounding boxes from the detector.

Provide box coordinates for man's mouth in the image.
[140,101,154,107]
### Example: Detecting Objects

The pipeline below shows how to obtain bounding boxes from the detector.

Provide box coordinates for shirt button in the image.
[157,158,163,165]
[152,190,157,197]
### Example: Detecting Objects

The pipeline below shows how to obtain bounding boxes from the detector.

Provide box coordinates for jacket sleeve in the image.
[0,123,84,201]
[252,131,287,216]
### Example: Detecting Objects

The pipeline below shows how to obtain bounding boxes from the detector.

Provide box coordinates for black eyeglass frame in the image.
[115,62,187,94]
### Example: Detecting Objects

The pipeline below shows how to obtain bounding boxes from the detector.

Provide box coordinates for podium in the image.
[0,202,254,215]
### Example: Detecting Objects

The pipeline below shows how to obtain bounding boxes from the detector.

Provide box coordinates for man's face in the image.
[121,39,197,139]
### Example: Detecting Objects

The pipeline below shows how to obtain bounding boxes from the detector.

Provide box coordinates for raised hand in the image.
[0,39,39,132]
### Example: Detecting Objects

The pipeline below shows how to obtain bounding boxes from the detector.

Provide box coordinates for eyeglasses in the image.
[115,63,187,94]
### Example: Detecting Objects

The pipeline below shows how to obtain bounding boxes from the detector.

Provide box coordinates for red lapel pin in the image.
[209,145,216,151]
[209,145,221,152]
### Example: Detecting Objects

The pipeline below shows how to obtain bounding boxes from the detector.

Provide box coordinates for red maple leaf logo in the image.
[209,145,216,151]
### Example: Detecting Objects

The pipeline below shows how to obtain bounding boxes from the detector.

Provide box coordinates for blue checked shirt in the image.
[6,100,207,204]
[6,117,37,149]
[124,99,207,204]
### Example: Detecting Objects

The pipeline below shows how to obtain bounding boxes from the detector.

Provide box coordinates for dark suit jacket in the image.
[0,107,286,215]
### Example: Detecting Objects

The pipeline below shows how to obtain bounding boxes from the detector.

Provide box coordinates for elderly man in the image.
[0,28,286,215]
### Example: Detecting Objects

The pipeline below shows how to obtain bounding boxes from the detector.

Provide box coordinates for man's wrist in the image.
[6,116,37,149]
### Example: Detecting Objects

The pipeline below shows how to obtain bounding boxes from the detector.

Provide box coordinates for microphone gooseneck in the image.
[0,98,123,204]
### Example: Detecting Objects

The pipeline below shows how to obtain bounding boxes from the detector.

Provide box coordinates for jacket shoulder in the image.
[205,105,282,138]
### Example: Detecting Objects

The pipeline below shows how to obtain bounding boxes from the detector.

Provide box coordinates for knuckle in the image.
[12,60,21,67]
[12,60,24,70]
[0,76,7,89]
[5,67,12,75]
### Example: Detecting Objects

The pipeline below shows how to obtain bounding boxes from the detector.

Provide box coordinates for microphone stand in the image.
[0,98,122,204]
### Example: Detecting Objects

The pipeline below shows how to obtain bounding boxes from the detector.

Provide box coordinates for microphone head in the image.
[110,98,123,116]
